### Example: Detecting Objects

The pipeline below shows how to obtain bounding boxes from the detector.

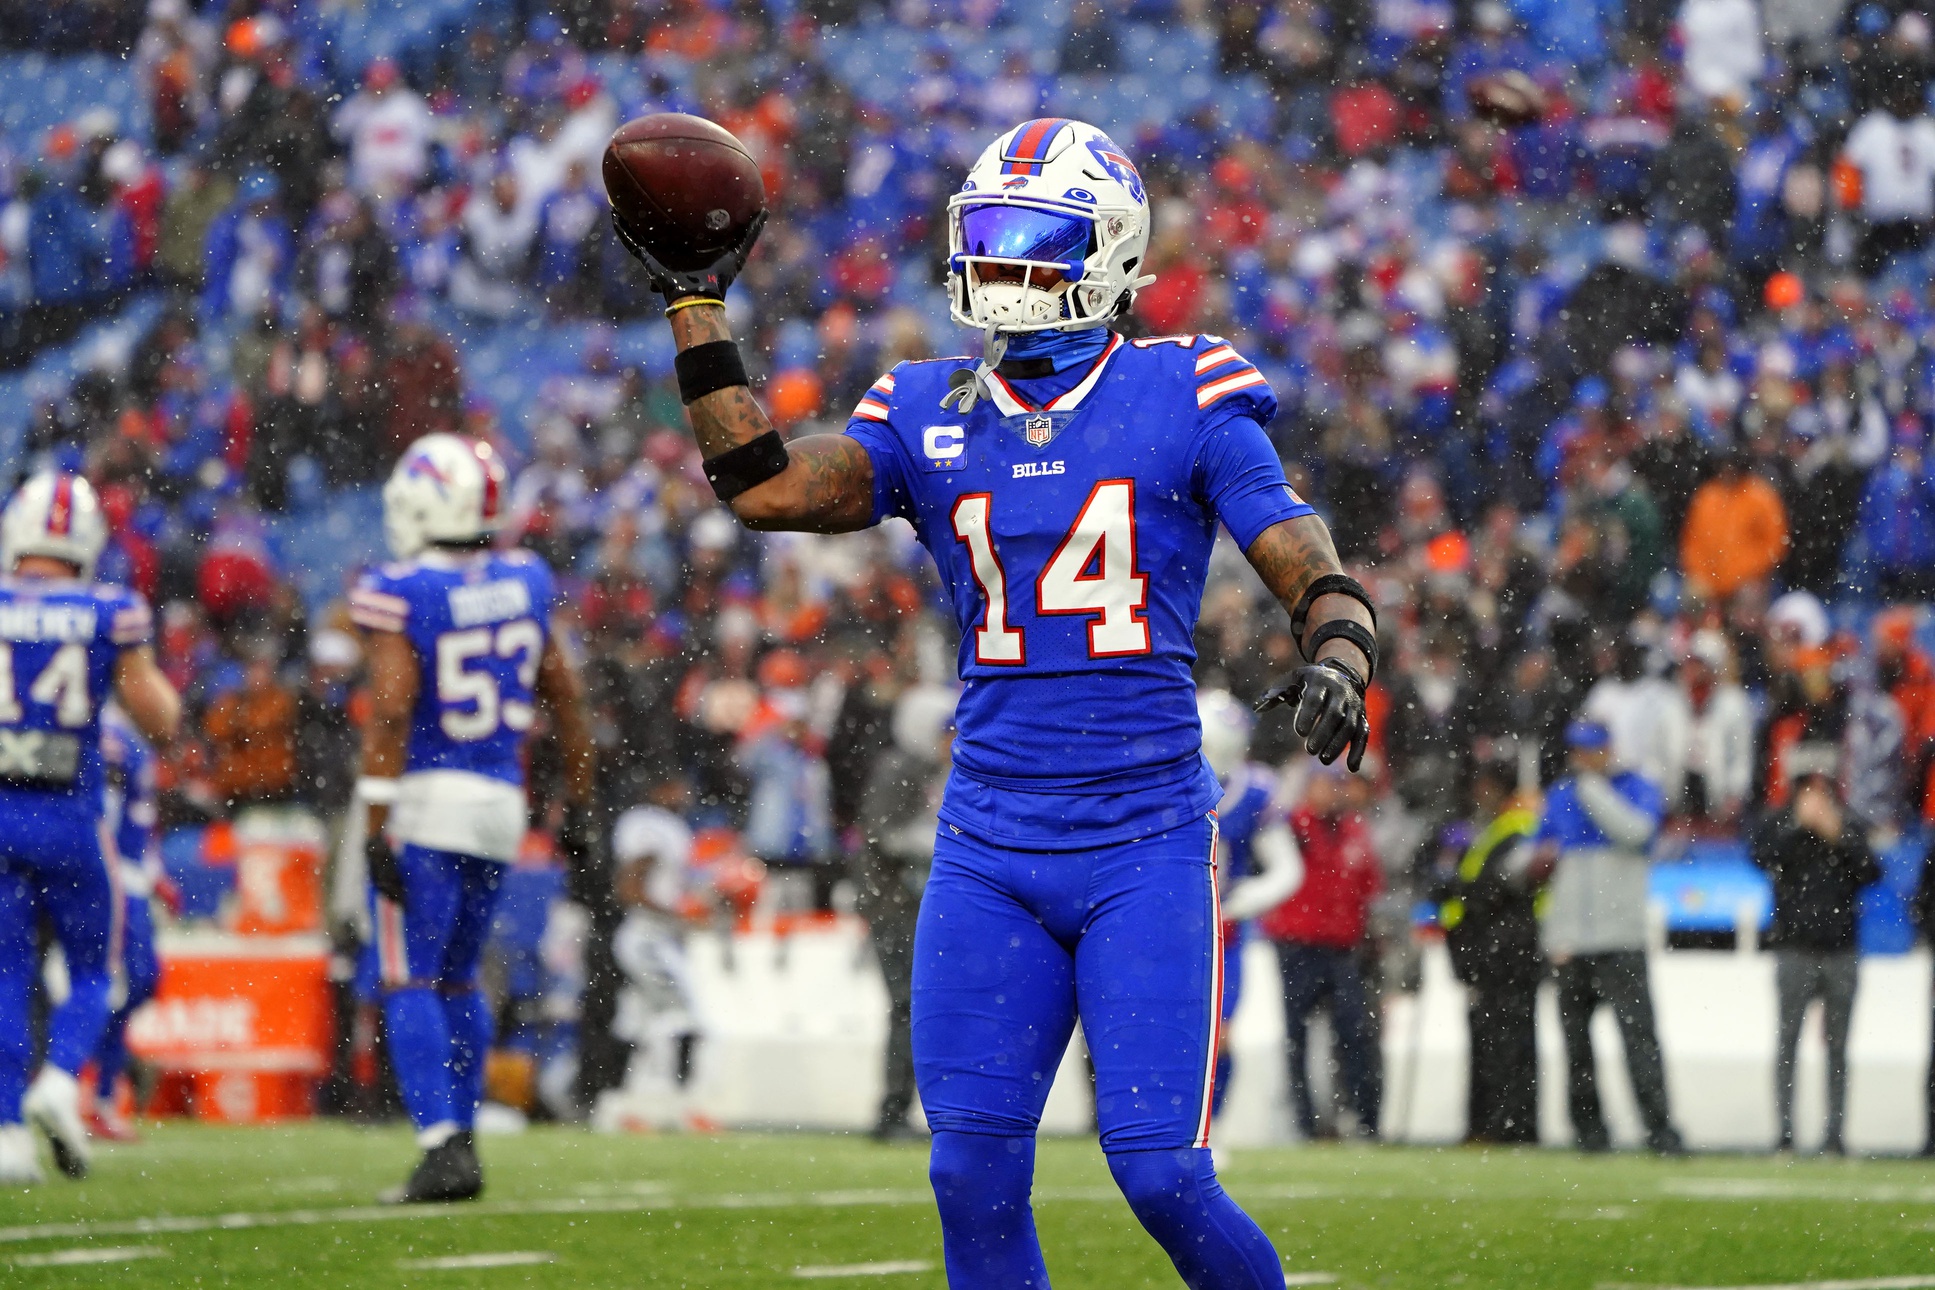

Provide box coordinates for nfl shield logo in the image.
[1025,415,1054,447]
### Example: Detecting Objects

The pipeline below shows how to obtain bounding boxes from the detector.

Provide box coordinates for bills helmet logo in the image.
[1025,415,1055,447]
[404,453,453,494]
[1085,137,1144,204]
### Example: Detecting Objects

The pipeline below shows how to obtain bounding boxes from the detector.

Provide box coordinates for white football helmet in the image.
[1198,689,1253,787]
[1,472,108,580]
[947,118,1156,336]
[382,434,507,559]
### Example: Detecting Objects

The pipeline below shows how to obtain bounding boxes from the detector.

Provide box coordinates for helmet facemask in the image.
[947,196,1149,336]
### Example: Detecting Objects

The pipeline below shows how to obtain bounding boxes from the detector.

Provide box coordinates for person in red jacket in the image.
[1260,764,1385,1140]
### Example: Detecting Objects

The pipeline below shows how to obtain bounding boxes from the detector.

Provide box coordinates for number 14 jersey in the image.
[844,333,1314,847]
[350,548,555,862]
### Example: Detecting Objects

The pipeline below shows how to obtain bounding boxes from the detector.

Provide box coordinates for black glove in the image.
[1255,659,1371,773]
[365,831,406,906]
[613,208,767,307]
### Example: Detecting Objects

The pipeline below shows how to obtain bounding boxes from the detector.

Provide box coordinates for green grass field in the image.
[0,1125,1931,1287]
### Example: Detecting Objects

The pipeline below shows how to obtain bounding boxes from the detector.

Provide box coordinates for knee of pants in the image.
[928,1132,1034,1223]
[1106,1146,1216,1222]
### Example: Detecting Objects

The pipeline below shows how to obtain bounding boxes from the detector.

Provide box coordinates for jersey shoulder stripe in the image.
[848,358,975,425]
[1195,344,1245,375]
[349,583,410,633]
[1198,364,1269,410]
[109,598,153,647]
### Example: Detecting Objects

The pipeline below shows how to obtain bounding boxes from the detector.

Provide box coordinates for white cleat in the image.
[23,1067,90,1179]
[0,1124,45,1187]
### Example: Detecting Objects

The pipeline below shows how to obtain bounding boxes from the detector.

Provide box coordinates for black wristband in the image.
[1290,573,1378,639]
[674,340,749,405]
[1308,620,1379,683]
[702,430,790,501]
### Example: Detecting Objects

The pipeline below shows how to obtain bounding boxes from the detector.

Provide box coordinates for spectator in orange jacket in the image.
[1260,765,1385,1140]
[1876,607,1935,819]
[203,643,300,812]
[1680,450,1790,602]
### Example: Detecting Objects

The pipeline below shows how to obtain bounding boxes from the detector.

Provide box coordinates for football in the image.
[602,113,767,271]
[1466,70,1546,127]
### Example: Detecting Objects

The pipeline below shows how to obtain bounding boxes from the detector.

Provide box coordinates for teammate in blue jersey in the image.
[0,473,180,1186]
[349,434,598,1204]
[1197,691,1304,1133]
[90,704,163,1143]
[618,117,1378,1288]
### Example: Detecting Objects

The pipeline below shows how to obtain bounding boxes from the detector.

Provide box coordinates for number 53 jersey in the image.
[844,334,1313,848]
[350,548,556,863]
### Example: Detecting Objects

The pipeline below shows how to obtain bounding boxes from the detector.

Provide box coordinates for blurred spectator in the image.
[333,58,435,202]
[1534,720,1683,1154]
[377,312,462,463]
[200,169,294,325]
[1261,765,1384,1141]
[203,641,300,813]
[1059,1,1119,73]
[856,685,955,1142]
[1749,762,1880,1153]
[1678,0,1764,103]
[1841,89,1935,277]
[739,689,835,909]
[1678,630,1755,827]
[1428,756,1541,1145]
[596,796,710,1133]
[1680,451,1789,603]
[1854,426,1935,600]
[450,170,536,320]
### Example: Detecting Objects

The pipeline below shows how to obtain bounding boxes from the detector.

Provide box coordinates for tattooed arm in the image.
[1243,514,1375,678]
[670,303,876,534]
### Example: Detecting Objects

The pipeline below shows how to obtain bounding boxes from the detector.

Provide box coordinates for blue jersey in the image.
[845,333,1313,845]
[1216,763,1278,895]
[0,575,151,820]
[349,549,556,787]
[101,707,159,889]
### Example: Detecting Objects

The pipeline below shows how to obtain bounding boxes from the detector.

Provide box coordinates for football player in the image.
[349,434,598,1205]
[89,703,163,1143]
[618,118,1376,1288]
[1197,690,1304,1136]
[0,473,180,1185]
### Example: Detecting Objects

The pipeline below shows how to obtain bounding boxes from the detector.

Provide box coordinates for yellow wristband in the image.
[664,296,725,317]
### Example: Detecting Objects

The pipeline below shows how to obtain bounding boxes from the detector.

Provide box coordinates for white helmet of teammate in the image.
[1,472,108,580]
[1198,689,1253,787]
[382,433,508,559]
[947,117,1156,335]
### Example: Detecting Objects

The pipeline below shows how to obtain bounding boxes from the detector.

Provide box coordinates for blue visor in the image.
[955,204,1091,271]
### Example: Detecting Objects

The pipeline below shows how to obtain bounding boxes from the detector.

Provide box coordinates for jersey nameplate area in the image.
[448,579,533,628]
[0,603,98,642]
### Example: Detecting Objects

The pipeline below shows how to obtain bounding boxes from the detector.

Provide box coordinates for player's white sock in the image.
[0,1124,44,1186]
[23,1066,89,1177]
[417,1120,460,1150]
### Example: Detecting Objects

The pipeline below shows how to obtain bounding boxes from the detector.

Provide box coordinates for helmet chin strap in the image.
[940,327,1010,414]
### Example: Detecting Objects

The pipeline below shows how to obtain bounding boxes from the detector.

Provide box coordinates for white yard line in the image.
[792,1261,934,1279]
[1604,1278,1935,1290]
[1281,1273,1338,1286]
[397,1251,556,1270]
[1663,1180,1935,1204]
[11,1245,167,1267]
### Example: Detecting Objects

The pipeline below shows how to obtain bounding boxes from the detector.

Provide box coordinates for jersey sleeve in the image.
[841,368,917,524]
[348,567,412,635]
[1188,340,1311,549]
[106,589,154,650]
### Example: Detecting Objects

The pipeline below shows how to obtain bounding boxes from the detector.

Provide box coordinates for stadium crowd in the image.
[1,0,1934,1146]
